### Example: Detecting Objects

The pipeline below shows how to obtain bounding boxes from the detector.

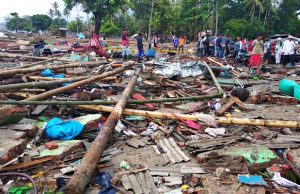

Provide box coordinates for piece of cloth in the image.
[251,39,263,55]
[272,172,300,189]
[41,69,65,78]
[282,40,295,55]
[94,172,117,194]
[249,54,261,67]
[45,118,84,140]
[238,175,267,186]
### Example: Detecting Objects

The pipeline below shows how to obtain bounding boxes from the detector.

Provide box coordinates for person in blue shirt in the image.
[136,33,148,63]
[172,35,179,49]
[215,34,224,59]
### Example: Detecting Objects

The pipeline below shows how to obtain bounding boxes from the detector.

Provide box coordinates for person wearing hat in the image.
[282,35,296,66]
[275,37,283,65]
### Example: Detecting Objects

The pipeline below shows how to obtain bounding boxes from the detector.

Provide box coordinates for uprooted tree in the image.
[63,0,127,36]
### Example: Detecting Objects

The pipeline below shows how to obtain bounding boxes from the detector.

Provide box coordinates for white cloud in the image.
[0,0,89,22]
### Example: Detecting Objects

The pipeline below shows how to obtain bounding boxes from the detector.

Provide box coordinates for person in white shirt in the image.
[282,36,295,66]
[275,37,283,65]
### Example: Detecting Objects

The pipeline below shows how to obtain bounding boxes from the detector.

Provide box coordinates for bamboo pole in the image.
[78,105,300,128]
[65,67,142,194]
[207,57,240,76]
[0,93,222,105]
[0,53,71,62]
[202,61,224,93]
[24,63,132,101]
[5,58,55,70]
[0,61,109,78]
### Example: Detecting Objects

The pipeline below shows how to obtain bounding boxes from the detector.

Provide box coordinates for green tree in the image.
[100,20,119,35]
[67,20,84,33]
[31,14,52,31]
[64,0,127,36]
[223,19,248,39]
[6,12,21,32]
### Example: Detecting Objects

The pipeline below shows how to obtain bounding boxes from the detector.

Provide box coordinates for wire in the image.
[0,172,38,194]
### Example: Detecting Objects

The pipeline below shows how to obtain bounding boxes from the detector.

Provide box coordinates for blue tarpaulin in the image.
[238,175,267,186]
[45,118,84,140]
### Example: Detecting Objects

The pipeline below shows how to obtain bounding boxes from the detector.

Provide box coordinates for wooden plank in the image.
[215,99,235,116]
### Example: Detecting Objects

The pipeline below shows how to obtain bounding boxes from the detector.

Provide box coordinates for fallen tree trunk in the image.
[65,67,142,194]
[78,105,300,128]
[0,61,109,78]
[0,93,222,105]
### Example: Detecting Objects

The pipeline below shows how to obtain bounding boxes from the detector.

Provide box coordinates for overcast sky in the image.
[0,0,87,22]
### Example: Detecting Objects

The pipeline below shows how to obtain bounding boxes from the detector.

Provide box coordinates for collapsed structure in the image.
[0,33,300,194]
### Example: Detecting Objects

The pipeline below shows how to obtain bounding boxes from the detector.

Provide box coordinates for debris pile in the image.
[0,33,300,194]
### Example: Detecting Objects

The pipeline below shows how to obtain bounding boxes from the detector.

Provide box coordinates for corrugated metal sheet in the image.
[121,171,159,194]
[157,137,190,164]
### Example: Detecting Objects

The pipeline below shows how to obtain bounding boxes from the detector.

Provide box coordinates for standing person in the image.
[178,36,185,51]
[275,37,283,65]
[136,33,147,63]
[203,34,210,56]
[198,36,205,58]
[215,34,224,59]
[263,39,271,64]
[172,35,179,49]
[249,34,264,75]
[282,36,296,67]
[151,33,158,48]
[224,35,231,57]
[121,29,131,60]
[234,36,242,58]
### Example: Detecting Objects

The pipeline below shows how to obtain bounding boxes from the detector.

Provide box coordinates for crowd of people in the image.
[120,29,298,74]
[197,32,298,74]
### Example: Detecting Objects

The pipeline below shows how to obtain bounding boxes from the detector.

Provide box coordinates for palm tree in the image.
[245,0,264,23]
[49,8,54,18]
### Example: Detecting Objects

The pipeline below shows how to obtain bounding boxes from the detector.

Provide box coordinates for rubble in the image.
[0,32,300,194]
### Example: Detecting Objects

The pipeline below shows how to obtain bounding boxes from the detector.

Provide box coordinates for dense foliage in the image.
[5,0,300,40]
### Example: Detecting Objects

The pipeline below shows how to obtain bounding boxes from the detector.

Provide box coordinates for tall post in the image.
[65,67,142,194]
[148,0,154,48]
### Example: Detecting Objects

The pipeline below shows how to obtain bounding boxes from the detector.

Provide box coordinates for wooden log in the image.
[65,67,142,194]
[0,93,223,105]
[0,61,109,79]
[78,105,300,128]
[215,98,235,116]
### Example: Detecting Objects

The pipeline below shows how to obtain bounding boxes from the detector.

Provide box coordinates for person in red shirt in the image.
[121,29,131,60]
